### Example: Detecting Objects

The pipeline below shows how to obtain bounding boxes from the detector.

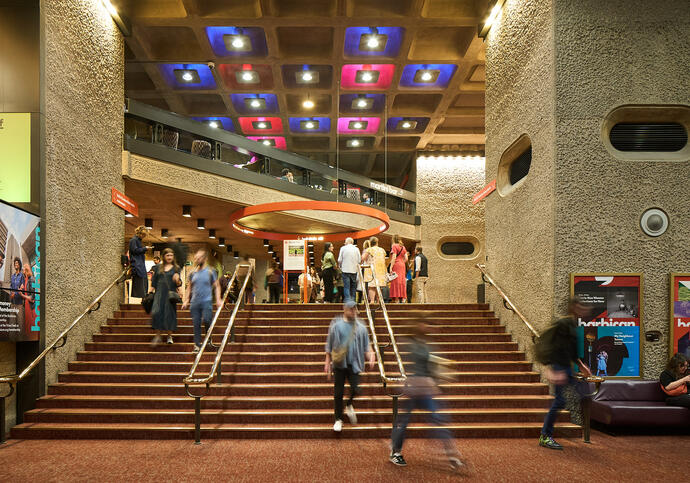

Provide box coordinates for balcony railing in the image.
[124,99,419,225]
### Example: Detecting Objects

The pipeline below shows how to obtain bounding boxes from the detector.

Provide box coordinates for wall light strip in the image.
[100,0,132,36]
[478,0,505,39]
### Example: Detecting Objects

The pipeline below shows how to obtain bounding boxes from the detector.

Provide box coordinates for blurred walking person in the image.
[182,250,222,353]
[390,316,464,470]
[129,226,149,299]
[149,248,182,346]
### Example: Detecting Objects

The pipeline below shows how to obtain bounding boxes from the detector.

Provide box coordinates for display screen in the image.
[0,113,32,203]
[0,199,40,341]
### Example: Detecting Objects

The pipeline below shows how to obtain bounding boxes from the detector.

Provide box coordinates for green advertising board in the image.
[0,113,32,203]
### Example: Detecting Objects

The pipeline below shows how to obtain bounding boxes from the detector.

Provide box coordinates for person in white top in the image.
[337,237,362,303]
[413,246,429,304]
[298,271,312,303]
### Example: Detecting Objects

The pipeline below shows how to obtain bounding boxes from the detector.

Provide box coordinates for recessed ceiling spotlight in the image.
[355,70,380,84]
[360,29,387,52]
[397,119,417,130]
[233,251,239,259]
[346,139,362,148]
[161,228,169,239]
[223,33,252,52]
[208,229,216,239]
[263,239,269,246]
[296,70,319,84]
[144,218,153,229]
[226,244,233,253]
[208,121,220,129]
[300,120,320,130]
[244,97,266,110]
[182,205,192,217]
[413,69,440,83]
[268,245,274,253]
[236,69,259,84]
[302,99,315,109]
[260,139,276,146]
[197,219,205,230]
[174,69,200,84]
[218,237,225,247]
[253,121,271,130]
[349,121,368,130]
[352,96,373,110]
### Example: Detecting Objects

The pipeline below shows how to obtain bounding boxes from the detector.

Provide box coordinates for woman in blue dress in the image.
[149,248,182,346]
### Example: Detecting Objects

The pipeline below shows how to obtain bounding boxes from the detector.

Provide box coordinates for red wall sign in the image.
[472,179,496,205]
[111,187,138,216]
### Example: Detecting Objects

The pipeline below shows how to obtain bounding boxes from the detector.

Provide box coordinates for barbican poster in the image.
[571,273,643,378]
[670,273,690,359]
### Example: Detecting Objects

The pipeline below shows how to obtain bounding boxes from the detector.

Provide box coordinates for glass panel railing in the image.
[124,100,417,220]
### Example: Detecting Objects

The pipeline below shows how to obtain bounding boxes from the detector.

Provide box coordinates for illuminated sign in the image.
[369,181,403,197]
[0,113,32,203]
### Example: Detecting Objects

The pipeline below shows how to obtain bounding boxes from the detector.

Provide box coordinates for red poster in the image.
[670,273,690,358]
[111,188,138,216]
[472,179,496,205]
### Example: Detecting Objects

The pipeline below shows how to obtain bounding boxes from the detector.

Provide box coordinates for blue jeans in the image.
[342,272,357,302]
[191,302,213,347]
[541,363,573,437]
[391,395,454,455]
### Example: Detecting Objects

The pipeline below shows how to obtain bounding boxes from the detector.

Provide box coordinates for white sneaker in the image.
[193,345,201,353]
[166,335,173,344]
[345,404,357,424]
[150,335,162,347]
[333,419,343,432]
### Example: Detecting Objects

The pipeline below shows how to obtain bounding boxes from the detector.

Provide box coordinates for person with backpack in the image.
[182,250,222,353]
[324,300,375,432]
[536,296,592,450]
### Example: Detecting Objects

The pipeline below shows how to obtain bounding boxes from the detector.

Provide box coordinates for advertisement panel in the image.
[0,113,32,203]
[670,273,690,358]
[0,199,40,341]
[283,239,306,271]
[571,273,643,378]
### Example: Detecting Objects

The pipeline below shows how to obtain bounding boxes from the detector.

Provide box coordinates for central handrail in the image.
[475,263,540,341]
[0,267,130,443]
[357,263,406,387]
[184,264,252,385]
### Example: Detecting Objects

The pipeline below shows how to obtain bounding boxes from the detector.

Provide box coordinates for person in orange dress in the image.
[388,235,408,303]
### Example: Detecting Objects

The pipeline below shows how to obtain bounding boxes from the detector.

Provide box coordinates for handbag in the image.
[385,271,398,283]
[661,382,688,397]
[141,292,154,314]
[331,321,357,365]
[162,266,182,304]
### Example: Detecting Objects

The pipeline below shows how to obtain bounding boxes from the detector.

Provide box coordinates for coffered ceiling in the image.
[118,0,488,186]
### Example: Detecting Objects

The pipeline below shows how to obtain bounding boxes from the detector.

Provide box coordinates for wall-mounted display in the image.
[571,273,643,378]
[283,239,306,272]
[0,199,40,341]
[0,113,32,203]
[670,273,690,358]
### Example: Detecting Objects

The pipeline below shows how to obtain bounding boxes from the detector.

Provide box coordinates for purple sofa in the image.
[591,379,690,426]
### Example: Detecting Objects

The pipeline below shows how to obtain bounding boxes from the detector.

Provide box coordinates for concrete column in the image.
[485,0,690,376]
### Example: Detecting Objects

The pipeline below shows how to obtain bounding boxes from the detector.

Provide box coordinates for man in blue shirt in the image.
[182,250,222,353]
[324,300,375,432]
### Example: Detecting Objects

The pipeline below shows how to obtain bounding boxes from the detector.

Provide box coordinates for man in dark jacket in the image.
[128,226,148,298]
[539,296,592,450]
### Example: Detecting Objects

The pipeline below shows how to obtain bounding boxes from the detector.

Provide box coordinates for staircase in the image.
[12,303,580,439]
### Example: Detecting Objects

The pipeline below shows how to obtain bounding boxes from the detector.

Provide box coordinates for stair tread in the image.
[50,382,545,388]
[61,371,539,377]
[39,394,555,401]
[26,407,564,415]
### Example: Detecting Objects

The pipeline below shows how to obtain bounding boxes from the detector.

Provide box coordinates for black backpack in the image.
[534,323,559,365]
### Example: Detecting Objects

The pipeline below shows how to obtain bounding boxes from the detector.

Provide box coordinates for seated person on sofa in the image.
[659,353,690,408]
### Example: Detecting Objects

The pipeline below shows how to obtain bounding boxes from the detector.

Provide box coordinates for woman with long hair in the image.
[361,236,387,304]
[659,353,690,407]
[309,266,320,303]
[321,242,338,303]
[148,248,181,346]
[388,235,408,303]
[266,261,282,303]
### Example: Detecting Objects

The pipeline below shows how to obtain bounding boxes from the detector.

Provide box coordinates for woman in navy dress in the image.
[149,248,181,346]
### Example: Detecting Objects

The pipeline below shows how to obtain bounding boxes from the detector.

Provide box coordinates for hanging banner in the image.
[571,273,643,378]
[670,273,690,358]
[0,113,32,203]
[0,200,40,341]
[111,187,139,217]
[283,239,306,271]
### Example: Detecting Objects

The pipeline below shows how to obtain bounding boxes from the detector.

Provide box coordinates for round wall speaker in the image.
[640,208,669,237]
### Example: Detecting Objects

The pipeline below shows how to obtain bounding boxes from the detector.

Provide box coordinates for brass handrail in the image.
[184,264,252,385]
[0,267,129,443]
[358,263,406,387]
[475,263,540,341]
[0,267,130,386]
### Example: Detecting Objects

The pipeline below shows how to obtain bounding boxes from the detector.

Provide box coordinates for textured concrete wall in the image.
[42,0,124,388]
[415,157,485,303]
[484,0,556,354]
[123,152,417,241]
[553,0,690,377]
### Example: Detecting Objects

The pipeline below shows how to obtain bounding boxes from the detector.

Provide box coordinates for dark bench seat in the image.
[591,380,690,426]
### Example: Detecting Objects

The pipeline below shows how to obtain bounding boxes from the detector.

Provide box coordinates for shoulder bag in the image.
[331,321,357,365]
[164,266,182,304]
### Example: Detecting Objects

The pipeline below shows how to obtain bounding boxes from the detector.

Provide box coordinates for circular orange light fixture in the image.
[229,201,390,242]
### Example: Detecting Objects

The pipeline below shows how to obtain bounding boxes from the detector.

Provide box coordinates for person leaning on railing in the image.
[659,353,690,407]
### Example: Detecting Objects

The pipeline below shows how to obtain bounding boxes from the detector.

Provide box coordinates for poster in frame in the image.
[669,273,690,358]
[570,273,643,379]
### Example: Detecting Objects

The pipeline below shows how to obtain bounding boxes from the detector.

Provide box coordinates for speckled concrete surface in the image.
[416,156,485,303]
[484,0,557,358]
[552,0,690,378]
[42,0,124,387]
[0,432,688,482]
